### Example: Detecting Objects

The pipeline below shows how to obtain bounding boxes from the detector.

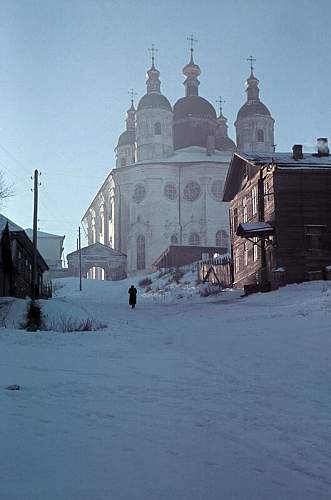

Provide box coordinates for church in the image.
[82,44,275,275]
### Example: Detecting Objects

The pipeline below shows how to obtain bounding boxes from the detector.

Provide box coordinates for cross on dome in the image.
[148,44,158,67]
[247,55,256,74]
[187,34,198,62]
[216,96,226,116]
[128,88,137,105]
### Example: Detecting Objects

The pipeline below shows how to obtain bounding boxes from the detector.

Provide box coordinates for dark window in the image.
[257,129,264,142]
[137,235,145,270]
[233,208,238,231]
[121,157,126,167]
[171,234,178,244]
[189,232,200,246]
[154,122,161,135]
[304,226,325,253]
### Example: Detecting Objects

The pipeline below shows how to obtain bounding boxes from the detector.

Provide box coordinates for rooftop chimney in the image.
[317,137,329,156]
[292,144,303,160]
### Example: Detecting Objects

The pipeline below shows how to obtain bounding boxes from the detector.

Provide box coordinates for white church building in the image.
[82,47,274,274]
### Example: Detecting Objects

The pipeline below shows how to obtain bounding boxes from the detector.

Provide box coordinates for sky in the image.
[0,0,330,259]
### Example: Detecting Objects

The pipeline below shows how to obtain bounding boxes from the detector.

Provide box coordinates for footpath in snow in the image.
[1,273,331,500]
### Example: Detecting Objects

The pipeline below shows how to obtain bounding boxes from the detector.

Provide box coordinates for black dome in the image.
[174,95,217,120]
[215,136,236,152]
[137,93,172,112]
[117,130,135,147]
[237,101,271,120]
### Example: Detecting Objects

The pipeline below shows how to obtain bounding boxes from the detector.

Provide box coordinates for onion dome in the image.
[117,130,135,147]
[116,99,136,147]
[137,55,172,112]
[236,68,271,121]
[215,98,236,152]
[173,48,217,150]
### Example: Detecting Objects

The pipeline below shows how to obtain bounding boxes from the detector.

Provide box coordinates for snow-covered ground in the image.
[1,275,331,500]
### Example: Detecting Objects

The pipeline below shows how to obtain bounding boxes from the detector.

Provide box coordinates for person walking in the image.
[128,285,137,309]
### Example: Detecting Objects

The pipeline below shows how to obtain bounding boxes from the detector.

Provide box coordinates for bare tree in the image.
[0,171,13,207]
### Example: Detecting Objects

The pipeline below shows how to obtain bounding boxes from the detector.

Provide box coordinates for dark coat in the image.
[128,286,137,305]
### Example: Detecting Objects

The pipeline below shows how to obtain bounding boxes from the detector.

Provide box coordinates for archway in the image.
[86,266,107,281]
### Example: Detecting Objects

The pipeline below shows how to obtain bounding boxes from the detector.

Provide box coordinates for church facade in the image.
[82,48,275,274]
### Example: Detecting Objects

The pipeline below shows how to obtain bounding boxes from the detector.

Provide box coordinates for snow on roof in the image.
[0,213,23,233]
[135,146,232,165]
[237,222,274,237]
[243,152,331,167]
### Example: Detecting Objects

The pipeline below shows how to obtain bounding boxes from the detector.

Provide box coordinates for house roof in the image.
[243,152,331,167]
[223,152,331,202]
[24,228,65,240]
[66,242,126,259]
[0,214,48,272]
[223,154,260,202]
[0,213,22,233]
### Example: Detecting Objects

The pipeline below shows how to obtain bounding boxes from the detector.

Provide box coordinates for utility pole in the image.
[78,226,82,291]
[31,169,39,300]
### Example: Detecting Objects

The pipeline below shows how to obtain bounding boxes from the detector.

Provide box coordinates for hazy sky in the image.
[0,0,330,257]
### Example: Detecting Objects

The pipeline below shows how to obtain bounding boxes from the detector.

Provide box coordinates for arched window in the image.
[164,183,177,200]
[171,234,178,245]
[154,122,161,135]
[121,157,127,167]
[257,129,264,142]
[211,180,224,201]
[216,230,229,248]
[137,235,145,270]
[189,232,200,246]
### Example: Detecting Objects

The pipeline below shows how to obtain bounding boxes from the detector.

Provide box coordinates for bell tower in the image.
[235,57,275,153]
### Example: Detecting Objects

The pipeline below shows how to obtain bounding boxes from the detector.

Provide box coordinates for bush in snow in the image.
[21,301,44,331]
[138,277,153,288]
[167,267,184,285]
[44,315,107,332]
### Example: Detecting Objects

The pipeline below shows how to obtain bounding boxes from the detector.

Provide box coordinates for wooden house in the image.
[223,140,331,290]
[0,214,49,298]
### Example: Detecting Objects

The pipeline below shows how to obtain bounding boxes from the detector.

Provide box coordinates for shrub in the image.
[22,301,44,331]
[138,277,152,288]
[45,315,107,332]
[173,267,184,284]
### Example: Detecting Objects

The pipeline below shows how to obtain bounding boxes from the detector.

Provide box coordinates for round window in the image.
[211,180,224,201]
[164,182,178,200]
[183,181,201,202]
[132,184,146,203]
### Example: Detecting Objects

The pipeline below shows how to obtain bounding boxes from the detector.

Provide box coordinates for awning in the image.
[236,222,274,238]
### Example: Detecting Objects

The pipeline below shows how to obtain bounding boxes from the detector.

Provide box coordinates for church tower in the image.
[136,47,173,161]
[235,58,275,153]
[173,39,218,151]
[215,97,236,152]
[115,93,136,168]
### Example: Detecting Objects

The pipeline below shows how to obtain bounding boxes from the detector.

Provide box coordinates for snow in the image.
[134,146,233,165]
[239,221,273,233]
[244,151,331,167]
[1,275,331,499]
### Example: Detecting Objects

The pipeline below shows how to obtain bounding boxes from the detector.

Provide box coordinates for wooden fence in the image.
[197,254,233,287]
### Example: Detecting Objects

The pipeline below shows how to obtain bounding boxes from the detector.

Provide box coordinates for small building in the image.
[67,242,127,281]
[223,139,331,289]
[0,214,49,298]
[25,229,65,271]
